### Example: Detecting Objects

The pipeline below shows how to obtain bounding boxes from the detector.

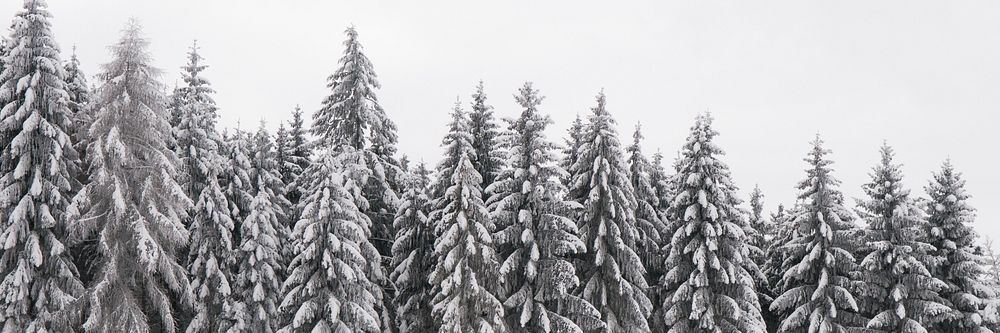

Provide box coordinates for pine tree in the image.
[173,41,221,203]
[856,144,952,332]
[660,113,765,332]
[284,106,310,207]
[67,20,192,332]
[924,160,999,332]
[279,147,384,332]
[468,81,503,190]
[390,163,434,333]
[649,151,672,220]
[626,124,667,286]
[567,92,651,332]
[185,176,236,333]
[429,101,472,235]
[221,130,254,243]
[430,152,504,332]
[747,185,768,257]
[559,114,585,188]
[487,82,602,333]
[311,27,400,330]
[228,124,287,333]
[769,135,866,332]
[0,1,84,330]
[65,46,93,166]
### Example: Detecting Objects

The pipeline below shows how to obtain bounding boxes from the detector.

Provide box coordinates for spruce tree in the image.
[856,144,952,332]
[924,160,999,331]
[65,46,93,166]
[559,114,585,188]
[747,185,768,256]
[626,124,667,285]
[284,105,310,207]
[649,151,672,221]
[567,92,651,332]
[221,130,254,243]
[468,81,503,190]
[429,101,472,235]
[278,147,384,332]
[173,41,221,202]
[769,135,866,332]
[311,27,400,330]
[229,125,286,333]
[67,20,192,332]
[430,153,504,332]
[489,82,602,333]
[390,163,435,333]
[0,1,84,330]
[660,113,765,332]
[185,176,236,333]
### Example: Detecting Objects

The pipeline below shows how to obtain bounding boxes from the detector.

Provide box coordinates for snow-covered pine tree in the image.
[279,145,384,332]
[468,81,503,190]
[228,124,287,333]
[769,135,866,332]
[626,124,667,285]
[185,174,236,333]
[430,152,504,332]
[487,82,602,333]
[311,27,400,330]
[856,144,952,332]
[221,129,254,243]
[647,150,673,332]
[747,185,768,254]
[567,92,651,332]
[660,113,765,332]
[65,46,93,166]
[0,1,84,330]
[67,20,192,332]
[284,105,310,207]
[649,151,672,220]
[390,162,435,333]
[559,114,585,188]
[173,41,221,203]
[429,100,472,235]
[924,160,999,331]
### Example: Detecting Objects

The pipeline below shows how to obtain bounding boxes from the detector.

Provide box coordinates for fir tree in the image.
[924,160,998,332]
[430,153,504,332]
[769,135,866,332]
[0,1,84,330]
[660,113,765,332]
[185,176,236,333]
[649,151,673,220]
[67,20,192,332]
[173,41,221,202]
[229,125,286,333]
[65,46,93,166]
[626,124,667,286]
[567,92,651,332]
[747,185,768,255]
[311,27,400,330]
[279,146,384,332]
[284,105,310,207]
[221,130,254,243]
[390,163,435,333]
[559,114,585,188]
[856,144,952,332]
[489,82,602,333]
[468,81,503,190]
[429,101,472,235]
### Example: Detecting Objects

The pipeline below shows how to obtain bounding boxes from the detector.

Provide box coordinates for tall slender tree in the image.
[390,163,434,333]
[284,106,310,207]
[468,81,503,190]
[626,124,667,286]
[67,20,192,332]
[924,160,999,332]
[660,113,765,332]
[278,147,384,332]
[228,124,286,333]
[173,41,220,203]
[567,92,651,332]
[489,82,602,333]
[221,130,253,243]
[185,174,236,333]
[65,46,93,165]
[0,1,84,330]
[311,27,400,330]
[430,152,504,332]
[856,144,951,332]
[429,101,472,235]
[559,114,584,188]
[769,135,866,332]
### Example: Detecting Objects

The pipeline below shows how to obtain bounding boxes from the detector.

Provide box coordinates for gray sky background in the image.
[5,0,999,242]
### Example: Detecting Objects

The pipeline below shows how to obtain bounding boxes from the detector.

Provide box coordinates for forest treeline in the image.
[2,1,999,332]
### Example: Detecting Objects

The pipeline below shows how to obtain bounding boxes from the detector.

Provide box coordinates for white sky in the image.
[5,0,999,242]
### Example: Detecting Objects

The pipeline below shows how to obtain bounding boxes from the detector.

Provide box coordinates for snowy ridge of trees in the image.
[1,2,999,332]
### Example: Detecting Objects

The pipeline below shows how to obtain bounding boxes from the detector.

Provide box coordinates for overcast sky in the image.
[5,0,999,242]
